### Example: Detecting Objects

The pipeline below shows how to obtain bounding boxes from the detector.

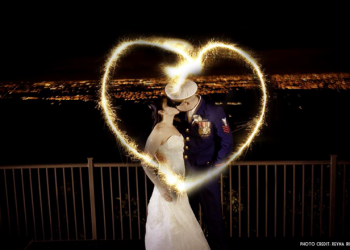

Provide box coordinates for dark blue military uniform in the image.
[175,96,233,250]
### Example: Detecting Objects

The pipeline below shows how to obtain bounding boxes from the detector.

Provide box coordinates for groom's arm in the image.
[212,106,233,167]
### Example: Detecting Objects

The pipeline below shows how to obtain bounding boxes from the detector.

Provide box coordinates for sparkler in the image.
[100,37,268,193]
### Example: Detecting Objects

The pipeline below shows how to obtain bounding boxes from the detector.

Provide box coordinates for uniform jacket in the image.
[175,96,233,169]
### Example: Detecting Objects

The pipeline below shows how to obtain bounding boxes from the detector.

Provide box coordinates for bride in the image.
[141,98,210,250]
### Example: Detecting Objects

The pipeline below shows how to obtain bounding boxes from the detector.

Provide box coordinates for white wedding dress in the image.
[145,134,210,250]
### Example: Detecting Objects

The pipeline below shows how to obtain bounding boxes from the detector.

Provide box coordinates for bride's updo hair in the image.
[148,98,164,129]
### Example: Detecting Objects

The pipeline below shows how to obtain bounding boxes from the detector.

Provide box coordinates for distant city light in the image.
[1,73,349,102]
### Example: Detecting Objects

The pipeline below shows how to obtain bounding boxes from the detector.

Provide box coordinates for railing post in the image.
[88,158,97,240]
[329,155,337,237]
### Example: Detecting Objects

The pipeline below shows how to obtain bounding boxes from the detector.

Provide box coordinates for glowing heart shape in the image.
[100,38,267,193]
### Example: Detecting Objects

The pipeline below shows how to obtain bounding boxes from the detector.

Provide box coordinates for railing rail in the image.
[0,155,349,241]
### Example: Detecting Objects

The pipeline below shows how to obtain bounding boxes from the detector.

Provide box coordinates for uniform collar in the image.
[190,95,202,113]
[194,95,206,116]
[184,95,206,123]
[186,95,202,122]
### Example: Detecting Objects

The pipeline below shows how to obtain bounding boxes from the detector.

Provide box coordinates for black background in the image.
[1,3,350,165]
[1,3,349,81]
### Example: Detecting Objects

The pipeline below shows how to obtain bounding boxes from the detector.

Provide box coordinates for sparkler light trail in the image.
[99,37,268,193]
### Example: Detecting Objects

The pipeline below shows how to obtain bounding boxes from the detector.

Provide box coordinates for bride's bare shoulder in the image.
[148,124,165,139]
[145,127,164,151]
[154,122,166,129]
[152,123,163,133]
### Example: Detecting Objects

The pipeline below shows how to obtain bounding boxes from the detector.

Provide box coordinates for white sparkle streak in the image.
[100,38,268,193]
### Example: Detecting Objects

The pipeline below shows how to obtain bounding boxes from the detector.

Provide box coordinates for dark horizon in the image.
[1,4,350,166]
[1,5,349,82]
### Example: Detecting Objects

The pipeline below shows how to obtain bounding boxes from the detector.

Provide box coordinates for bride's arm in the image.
[141,128,173,202]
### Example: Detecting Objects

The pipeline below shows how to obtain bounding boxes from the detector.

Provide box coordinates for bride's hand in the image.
[157,185,173,202]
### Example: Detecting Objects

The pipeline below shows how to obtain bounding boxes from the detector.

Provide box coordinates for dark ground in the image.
[3,237,350,249]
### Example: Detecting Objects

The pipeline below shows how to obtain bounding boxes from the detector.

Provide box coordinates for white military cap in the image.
[165,80,198,101]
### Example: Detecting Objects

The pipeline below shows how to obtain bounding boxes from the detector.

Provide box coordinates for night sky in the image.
[1,4,350,165]
[0,6,349,245]
[1,4,349,81]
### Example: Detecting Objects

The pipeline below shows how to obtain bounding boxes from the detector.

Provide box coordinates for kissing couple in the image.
[142,80,233,250]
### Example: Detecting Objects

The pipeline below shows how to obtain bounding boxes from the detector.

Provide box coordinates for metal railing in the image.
[0,155,349,241]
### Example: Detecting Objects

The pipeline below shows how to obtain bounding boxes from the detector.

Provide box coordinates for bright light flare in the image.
[176,182,186,193]
[165,171,179,186]
[100,38,268,194]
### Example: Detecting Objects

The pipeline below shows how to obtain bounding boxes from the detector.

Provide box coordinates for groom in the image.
[165,80,233,250]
